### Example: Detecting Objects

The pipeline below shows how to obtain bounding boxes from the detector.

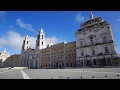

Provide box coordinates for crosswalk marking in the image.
[20,70,30,79]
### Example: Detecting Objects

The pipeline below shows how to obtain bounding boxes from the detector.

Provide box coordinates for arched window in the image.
[90,37,94,45]
[81,50,84,56]
[80,41,83,46]
[103,36,107,42]
[100,33,107,43]
[27,41,28,44]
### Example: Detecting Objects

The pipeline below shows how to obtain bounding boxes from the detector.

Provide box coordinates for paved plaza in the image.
[0,68,120,79]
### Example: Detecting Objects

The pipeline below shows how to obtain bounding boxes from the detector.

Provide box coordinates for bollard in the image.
[117,74,119,77]
[92,76,94,78]
[80,76,82,78]
[68,77,69,79]
[105,75,107,77]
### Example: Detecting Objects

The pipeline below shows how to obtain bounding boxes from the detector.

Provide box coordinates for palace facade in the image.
[5,12,119,69]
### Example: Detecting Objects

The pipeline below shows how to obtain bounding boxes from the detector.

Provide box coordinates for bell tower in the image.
[21,35,30,53]
[35,28,46,50]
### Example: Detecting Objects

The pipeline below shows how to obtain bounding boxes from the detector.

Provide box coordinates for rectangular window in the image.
[92,49,95,55]
[80,41,82,46]
[81,50,84,56]
[105,47,109,53]
[42,42,43,45]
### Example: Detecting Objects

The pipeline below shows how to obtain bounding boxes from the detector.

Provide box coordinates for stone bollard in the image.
[105,75,107,77]
[117,74,119,77]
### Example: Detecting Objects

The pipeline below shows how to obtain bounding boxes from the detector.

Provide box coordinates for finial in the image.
[90,12,94,19]
[40,27,44,33]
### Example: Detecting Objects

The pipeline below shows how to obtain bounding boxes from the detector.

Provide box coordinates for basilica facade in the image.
[76,12,119,67]
[20,28,76,69]
[19,12,119,69]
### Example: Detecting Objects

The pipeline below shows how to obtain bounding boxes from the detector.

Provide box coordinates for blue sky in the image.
[0,11,120,55]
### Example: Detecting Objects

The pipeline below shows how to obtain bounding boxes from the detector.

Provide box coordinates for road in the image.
[0,68,120,79]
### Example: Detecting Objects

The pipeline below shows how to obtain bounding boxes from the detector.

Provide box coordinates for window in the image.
[21,62,22,66]
[80,41,83,46]
[81,50,84,56]
[42,42,43,45]
[66,50,68,54]
[42,35,43,39]
[23,40,25,44]
[71,63,72,67]
[67,63,68,67]
[90,37,94,45]
[105,47,109,53]
[70,49,72,54]
[36,60,37,65]
[92,49,95,55]
[36,54,38,57]
[74,48,76,52]
[27,41,28,44]
[103,36,107,42]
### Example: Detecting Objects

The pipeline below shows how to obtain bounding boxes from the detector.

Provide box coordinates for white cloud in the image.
[0,11,6,16]
[16,18,35,32]
[7,31,24,50]
[0,30,63,54]
[45,37,62,47]
[0,38,6,49]
[75,12,85,22]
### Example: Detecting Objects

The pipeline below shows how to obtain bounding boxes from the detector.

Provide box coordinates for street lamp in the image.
[83,57,85,77]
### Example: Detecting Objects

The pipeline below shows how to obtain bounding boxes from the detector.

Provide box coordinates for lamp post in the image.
[83,57,85,77]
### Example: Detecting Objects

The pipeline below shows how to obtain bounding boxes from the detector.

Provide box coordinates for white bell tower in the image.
[35,28,46,50]
[21,35,30,53]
